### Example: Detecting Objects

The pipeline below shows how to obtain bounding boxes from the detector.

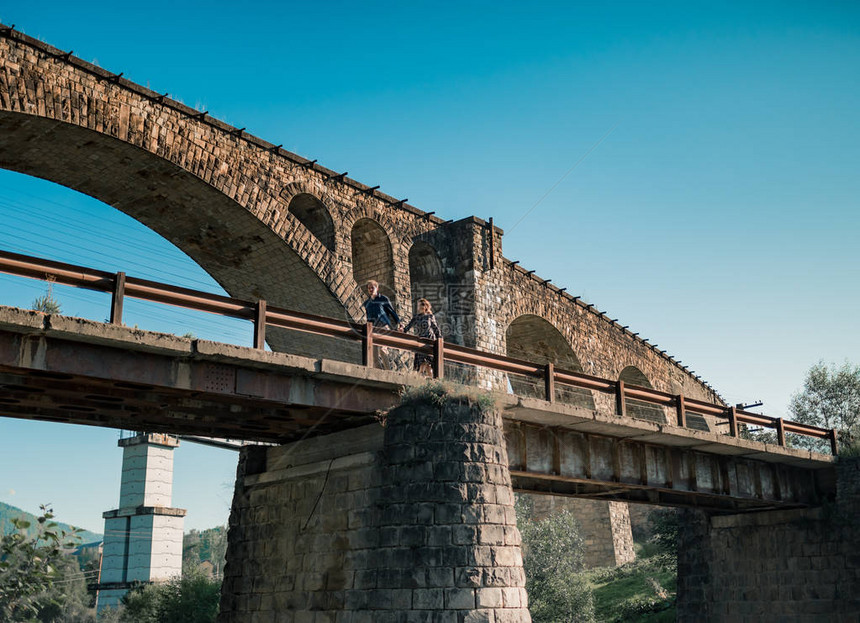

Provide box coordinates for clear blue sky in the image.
[0,1,858,532]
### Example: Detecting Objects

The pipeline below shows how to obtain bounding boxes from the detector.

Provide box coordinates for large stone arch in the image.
[505,314,595,409]
[0,112,359,359]
[0,35,371,360]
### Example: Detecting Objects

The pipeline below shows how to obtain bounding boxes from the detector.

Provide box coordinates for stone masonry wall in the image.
[220,396,532,623]
[677,458,860,622]
[528,495,635,569]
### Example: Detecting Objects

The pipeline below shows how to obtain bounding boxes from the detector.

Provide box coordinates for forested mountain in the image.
[0,501,102,543]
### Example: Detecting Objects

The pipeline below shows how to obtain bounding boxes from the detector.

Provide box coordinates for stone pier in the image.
[219,392,532,622]
[677,456,860,622]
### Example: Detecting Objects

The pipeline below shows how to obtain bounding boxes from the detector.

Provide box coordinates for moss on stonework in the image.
[398,381,496,413]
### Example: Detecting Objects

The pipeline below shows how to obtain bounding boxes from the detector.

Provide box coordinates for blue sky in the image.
[0,1,858,532]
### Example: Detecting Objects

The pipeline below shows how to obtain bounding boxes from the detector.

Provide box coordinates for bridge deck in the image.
[0,306,835,511]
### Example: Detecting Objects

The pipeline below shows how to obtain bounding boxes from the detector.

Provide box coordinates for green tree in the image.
[109,573,220,623]
[30,554,94,623]
[789,361,860,451]
[516,498,595,623]
[182,526,227,577]
[0,505,81,621]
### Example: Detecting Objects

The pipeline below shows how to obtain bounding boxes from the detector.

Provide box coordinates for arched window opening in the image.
[506,315,595,409]
[351,218,395,303]
[408,241,446,335]
[288,193,335,252]
[619,366,667,424]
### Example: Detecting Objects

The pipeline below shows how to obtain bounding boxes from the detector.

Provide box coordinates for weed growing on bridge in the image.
[398,381,495,412]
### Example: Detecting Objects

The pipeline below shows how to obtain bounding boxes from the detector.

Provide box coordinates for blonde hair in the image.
[366,280,379,289]
[417,298,433,313]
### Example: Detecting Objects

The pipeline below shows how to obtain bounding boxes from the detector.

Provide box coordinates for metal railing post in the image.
[726,406,738,437]
[545,362,555,403]
[433,337,444,379]
[676,394,687,427]
[253,300,266,350]
[615,380,626,417]
[363,322,374,368]
[775,418,786,446]
[110,272,125,325]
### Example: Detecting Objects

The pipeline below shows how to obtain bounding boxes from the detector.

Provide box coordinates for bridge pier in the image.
[219,394,531,623]
[677,457,860,622]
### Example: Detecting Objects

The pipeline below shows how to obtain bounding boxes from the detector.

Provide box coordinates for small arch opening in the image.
[288,193,335,252]
[351,218,396,302]
[506,315,595,409]
[619,366,667,424]
[408,241,446,333]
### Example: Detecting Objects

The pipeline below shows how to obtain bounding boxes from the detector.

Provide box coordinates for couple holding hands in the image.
[363,280,441,376]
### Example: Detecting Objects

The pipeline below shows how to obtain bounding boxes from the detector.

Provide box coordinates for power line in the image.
[507,122,620,234]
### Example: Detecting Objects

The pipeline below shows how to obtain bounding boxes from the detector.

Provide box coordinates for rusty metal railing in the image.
[0,248,838,455]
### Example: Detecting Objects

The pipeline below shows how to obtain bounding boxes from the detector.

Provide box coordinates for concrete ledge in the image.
[103,506,187,518]
[267,424,385,471]
[45,313,195,356]
[246,451,379,488]
[0,306,48,332]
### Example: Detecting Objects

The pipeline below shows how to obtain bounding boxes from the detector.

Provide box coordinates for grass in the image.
[398,380,496,412]
[585,547,677,623]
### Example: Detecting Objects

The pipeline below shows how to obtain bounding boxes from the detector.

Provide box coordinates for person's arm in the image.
[362,298,374,323]
[402,316,416,333]
[383,299,400,326]
[429,314,441,339]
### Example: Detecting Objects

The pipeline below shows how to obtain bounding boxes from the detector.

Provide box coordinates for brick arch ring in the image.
[341,204,407,252]
[277,179,342,256]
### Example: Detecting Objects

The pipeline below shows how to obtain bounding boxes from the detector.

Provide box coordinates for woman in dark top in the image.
[402,298,441,376]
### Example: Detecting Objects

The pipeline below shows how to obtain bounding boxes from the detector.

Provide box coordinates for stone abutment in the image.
[677,457,859,622]
[219,395,531,623]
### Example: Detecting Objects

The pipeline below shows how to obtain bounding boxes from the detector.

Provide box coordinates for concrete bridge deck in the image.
[0,305,834,512]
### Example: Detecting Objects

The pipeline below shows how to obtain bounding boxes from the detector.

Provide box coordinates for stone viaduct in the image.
[0,23,724,571]
[0,26,856,622]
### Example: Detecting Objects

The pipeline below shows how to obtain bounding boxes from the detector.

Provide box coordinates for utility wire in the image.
[507,122,619,234]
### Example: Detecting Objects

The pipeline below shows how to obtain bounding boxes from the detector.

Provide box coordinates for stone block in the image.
[412,588,445,609]
[444,588,476,610]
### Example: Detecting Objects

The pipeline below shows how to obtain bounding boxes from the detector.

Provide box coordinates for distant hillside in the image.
[0,501,102,544]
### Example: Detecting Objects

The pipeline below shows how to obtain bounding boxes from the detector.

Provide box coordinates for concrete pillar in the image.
[220,395,531,622]
[677,457,860,622]
[96,433,186,613]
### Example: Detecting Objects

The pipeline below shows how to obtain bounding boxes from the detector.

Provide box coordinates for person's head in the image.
[366,280,379,297]
[417,298,432,314]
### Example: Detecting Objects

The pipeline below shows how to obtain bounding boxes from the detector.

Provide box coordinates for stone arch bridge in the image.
[2,26,855,623]
[0,26,718,416]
